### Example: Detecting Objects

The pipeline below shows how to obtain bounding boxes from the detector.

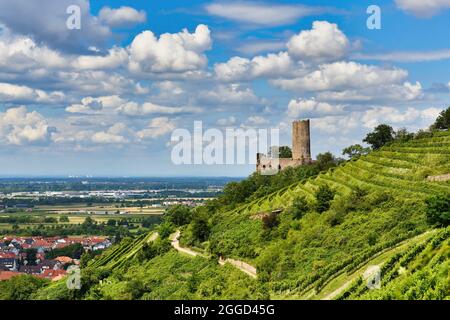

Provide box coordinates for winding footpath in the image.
[170,230,257,279]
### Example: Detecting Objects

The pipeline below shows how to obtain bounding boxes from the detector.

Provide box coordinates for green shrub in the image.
[314,185,335,213]
[425,194,450,226]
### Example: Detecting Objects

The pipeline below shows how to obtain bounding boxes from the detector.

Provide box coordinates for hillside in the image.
[27,131,450,300]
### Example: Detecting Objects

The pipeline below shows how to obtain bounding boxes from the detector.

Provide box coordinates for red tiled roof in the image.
[0,271,23,281]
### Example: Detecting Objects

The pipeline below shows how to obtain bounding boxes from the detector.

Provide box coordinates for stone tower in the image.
[292,119,311,163]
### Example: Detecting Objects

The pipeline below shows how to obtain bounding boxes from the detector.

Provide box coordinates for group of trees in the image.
[342,106,450,158]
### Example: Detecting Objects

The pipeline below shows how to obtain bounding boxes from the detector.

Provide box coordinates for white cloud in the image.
[214,52,295,81]
[217,116,237,126]
[353,49,450,62]
[287,21,349,62]
[362,107,424,128]
[0,106,52,145]
[198,84,259,105]
[128,24,212,74]
[66,95,125,114]
[91,123,129,144]
[205,2,320,26]
[0,0,111,53]
[287,98,345,118]
[395,0,450,17]
[272,61,408,91]
[117,102,201,116]
[99,6,147,28]
[137,117,176,139]
[72,47,128,70]
[316,81,423,103]
[0,82,64,103]
[246,115,269,125]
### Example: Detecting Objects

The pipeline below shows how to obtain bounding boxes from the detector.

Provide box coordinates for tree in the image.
[315,152,339,171]
[106,219,117,227]
[291,195,309,219]
[430,106,450,130]
[394,128,414,142]
[190,212,210,242]
[24,248,38,265]
[59,215,70,223]
[269,146,292,158]
[425,194,450,226]
[315,185,335,213]
[342,144,370,159]
[164,205,192,226]
[82,216,96,227]
[363,124,394,150]
[0,275,49,300]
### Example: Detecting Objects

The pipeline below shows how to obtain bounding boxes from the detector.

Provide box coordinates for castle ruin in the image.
[256,119,312,173]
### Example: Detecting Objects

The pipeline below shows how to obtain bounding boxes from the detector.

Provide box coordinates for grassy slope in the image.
[34,131,450,300]
[208,131,450,298]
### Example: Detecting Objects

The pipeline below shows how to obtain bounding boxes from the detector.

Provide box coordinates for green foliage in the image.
[158,222,175,239]
[363,124,395,150]
[425,194,450,226]
[315,185,335,213]
[46,243,84,260]
[278,146,292,158]
[290,195,309,219]
[394,128,414,142]
[0,275,49,300]
[430,106,450,130]
[164,205,192,226]
[59,215,70,223]
[315,152,340,171]
[342,144,370,159]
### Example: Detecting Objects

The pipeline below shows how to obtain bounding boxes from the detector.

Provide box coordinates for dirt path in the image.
[170,230,257,278]
[219,257,257,279]
[170,230,200,257]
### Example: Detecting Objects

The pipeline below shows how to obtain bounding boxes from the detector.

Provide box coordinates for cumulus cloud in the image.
[128,24,212,74]
[245,115,269,125]
[272,61,408,91]
[117,102,201,116]
[316,82,423,103]
[66,95,125,114]
[0,106,53,145]
[395,0,450,17]
[0,0,111,53]
[217,116,237,126]
[99,6,147,28]
[72,47,128,70]
[287,21,349,62]
[137,117,176,139]
[198,84,259,105]
[361,106,437,128]
[287,98,345,118]
[91,123,129,144]
[214,52,295,81]
[0,83,65,103]
[205,1,321,27]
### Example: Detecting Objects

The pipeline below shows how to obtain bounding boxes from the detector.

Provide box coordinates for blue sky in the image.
[0,0,449,177]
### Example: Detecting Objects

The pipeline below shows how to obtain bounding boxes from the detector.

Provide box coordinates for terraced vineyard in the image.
[89,232,158,270]
[240,131,450,215]
[336,226,449,300]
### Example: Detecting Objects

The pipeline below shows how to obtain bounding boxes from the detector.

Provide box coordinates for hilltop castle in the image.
[256,119,312,173]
